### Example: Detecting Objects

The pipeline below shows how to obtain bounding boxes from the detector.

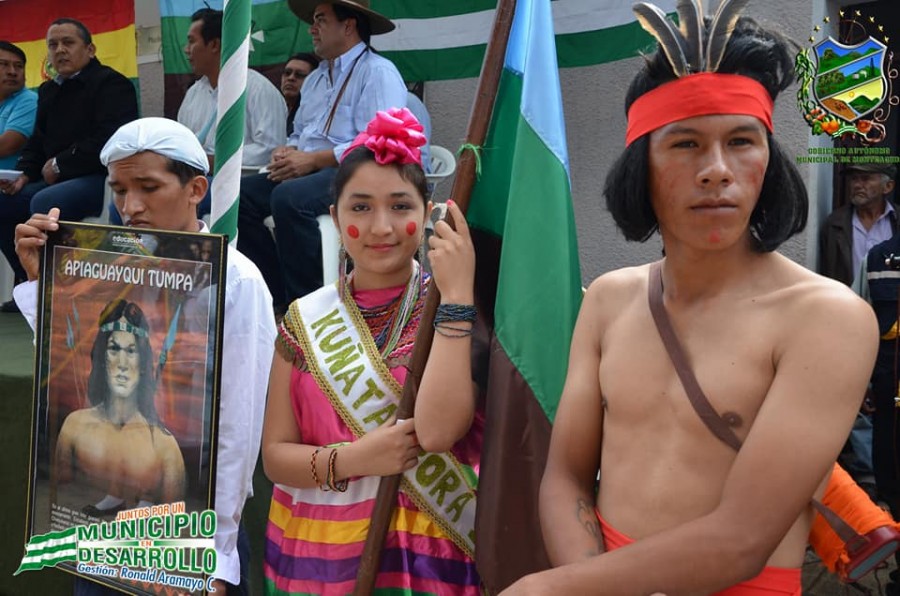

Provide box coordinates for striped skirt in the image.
[265,476,481,595]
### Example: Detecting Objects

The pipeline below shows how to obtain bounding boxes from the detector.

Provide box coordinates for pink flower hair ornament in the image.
[342,107,427,167]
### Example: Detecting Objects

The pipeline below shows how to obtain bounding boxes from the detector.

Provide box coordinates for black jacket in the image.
[17,58,138,182]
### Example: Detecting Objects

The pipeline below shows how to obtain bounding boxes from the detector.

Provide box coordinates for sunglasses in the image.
[282,68,309,79]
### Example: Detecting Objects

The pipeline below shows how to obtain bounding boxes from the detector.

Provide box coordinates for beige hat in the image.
[288,0,395,35]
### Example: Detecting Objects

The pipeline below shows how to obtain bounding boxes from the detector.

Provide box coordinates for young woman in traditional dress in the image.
[261,107,482,595]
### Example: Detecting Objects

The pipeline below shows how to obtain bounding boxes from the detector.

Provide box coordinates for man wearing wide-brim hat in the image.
[288,0,395,36]
[237,0,407,310]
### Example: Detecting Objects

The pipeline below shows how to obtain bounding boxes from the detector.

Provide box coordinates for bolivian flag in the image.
[0,0,137,89]
[467,0,582,591]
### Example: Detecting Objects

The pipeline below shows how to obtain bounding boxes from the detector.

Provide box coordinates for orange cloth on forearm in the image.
[595,510,801,595]
[810,463,900,572]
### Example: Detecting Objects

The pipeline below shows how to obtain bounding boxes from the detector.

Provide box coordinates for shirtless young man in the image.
[502,7,878,596]
[55,299,185,511]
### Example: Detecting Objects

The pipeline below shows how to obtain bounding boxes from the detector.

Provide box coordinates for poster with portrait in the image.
[24,221,226,595]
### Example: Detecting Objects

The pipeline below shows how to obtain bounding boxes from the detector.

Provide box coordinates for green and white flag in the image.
[159,0,675,111]
[467,0,583,589]
[15,527,79,574]
[376,0,677,80]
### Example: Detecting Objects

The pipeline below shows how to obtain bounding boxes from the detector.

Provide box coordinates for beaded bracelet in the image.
[434,303,477,324]
[310,446,324,486]
[326,448,349,492]
[434,322,473,338]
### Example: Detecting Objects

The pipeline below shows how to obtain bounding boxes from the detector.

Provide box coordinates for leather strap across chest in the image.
[323,48,367,135]
[647,260,743,451]
[646,260,860,544]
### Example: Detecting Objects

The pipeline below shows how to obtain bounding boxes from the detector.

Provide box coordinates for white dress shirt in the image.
[178,69,287,167]
[14,229,276,586]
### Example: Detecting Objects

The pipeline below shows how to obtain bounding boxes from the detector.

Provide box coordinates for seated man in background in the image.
[0,19,137,310]
[0,41,36,171]
[175,8,287,221]
[0,40,37,312]
[280,52,319,137]
[237,0,407,310]
[179,8,286,172]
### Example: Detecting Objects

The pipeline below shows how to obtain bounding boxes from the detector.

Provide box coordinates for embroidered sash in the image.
[285,282,478,557]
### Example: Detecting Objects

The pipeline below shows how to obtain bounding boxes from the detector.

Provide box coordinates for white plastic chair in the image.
[317,213,340,286]
[83,176,115,224]
[0,259,14,303]
[425,145,457,224]
[426,145,456,189]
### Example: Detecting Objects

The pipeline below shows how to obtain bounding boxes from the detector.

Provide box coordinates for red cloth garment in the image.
[595,509,801,595]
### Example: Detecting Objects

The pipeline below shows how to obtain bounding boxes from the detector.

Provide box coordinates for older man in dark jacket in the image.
[0,18,137,310]
[820,162,898,286]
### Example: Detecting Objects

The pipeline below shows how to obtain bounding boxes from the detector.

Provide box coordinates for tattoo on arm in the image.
[576,497,603,557]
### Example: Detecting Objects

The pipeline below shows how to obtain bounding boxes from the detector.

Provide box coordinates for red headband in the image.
[625,73,774,147]
[343,107,426,166]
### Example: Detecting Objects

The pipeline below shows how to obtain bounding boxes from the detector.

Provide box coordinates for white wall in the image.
[138,60,165,118]
[135,0,165,117]
[135,0,160,28]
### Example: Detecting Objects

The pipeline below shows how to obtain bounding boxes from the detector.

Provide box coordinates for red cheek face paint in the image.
[406,221,417,236]
[709,230,722,243]
[347,225,360,239]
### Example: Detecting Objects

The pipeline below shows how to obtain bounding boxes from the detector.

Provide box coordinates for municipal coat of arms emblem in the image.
[797,11,896,144]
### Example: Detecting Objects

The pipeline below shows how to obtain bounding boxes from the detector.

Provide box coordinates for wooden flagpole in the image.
[352,0,518,592]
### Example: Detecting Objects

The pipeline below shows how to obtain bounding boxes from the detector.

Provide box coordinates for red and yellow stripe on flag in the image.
[0,0,136,89]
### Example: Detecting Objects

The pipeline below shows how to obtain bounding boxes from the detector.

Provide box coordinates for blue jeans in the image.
[236,169,336,306]
[0,174,106,281]
[73,522,250,595]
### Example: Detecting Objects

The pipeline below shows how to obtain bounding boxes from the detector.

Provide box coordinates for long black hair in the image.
[604,16,807,252]
[0,41,26,64]
[87,299,164,429]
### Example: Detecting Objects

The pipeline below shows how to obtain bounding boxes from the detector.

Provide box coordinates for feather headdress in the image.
[633,0,750,74]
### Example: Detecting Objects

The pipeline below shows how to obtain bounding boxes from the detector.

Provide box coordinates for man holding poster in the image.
[14,118,275,594]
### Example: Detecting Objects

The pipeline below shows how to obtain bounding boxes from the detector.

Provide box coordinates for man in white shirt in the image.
[179,8,286,171]
[14,117,275,595]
